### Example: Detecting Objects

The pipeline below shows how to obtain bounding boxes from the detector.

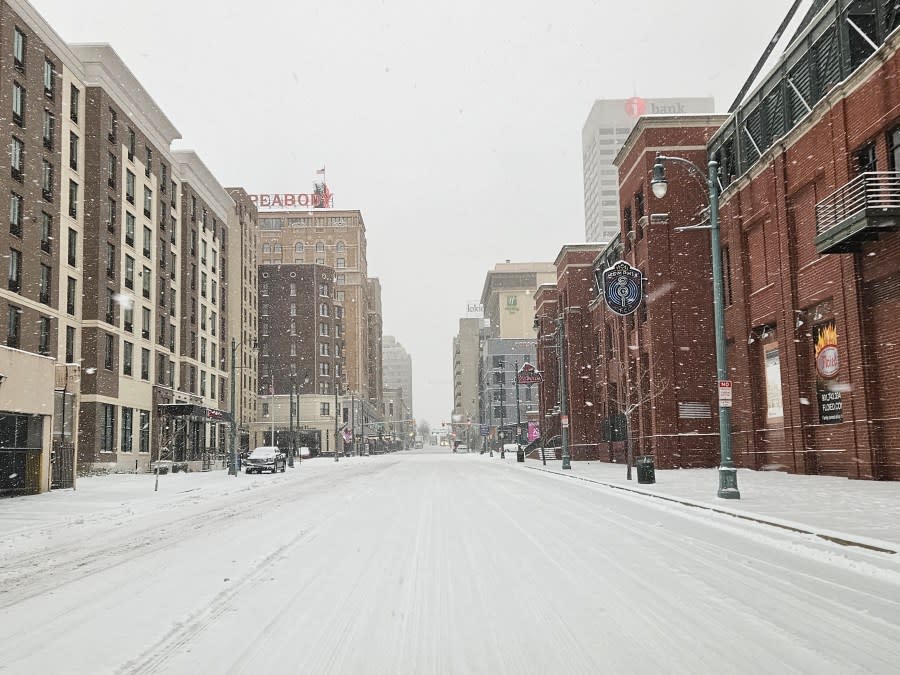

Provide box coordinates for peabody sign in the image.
[249,191,334,209]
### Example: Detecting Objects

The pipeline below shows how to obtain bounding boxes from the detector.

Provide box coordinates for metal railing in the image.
[815,171,900,237]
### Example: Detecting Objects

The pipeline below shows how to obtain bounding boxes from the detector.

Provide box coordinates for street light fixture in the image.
[650,154,740,499]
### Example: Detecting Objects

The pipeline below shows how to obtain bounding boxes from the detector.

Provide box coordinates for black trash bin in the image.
[516,447,525,463]
[636,455,655,484]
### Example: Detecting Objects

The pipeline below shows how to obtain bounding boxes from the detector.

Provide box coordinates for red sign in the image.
[625,96,647,117]
[249,191,334,209]
[517,362,544,385]
[561,415,569,428]
[718,380,733,408]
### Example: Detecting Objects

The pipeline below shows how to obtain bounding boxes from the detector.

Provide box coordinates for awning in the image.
[157,403,233,423]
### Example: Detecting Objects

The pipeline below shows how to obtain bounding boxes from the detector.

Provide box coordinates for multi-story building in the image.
[366,277,383,413]
[253,210,375,405]
[225,187,259,453]
[479,337,538,448]
[253,263,343,454]
[0,0,82,494]
[382,335,412,418]
[383,385,411,449]
[451,319,479,443]
[582,97,714,243]
[480,261,556,340]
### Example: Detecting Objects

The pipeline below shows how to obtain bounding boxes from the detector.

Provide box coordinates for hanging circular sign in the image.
[601,261,643,316]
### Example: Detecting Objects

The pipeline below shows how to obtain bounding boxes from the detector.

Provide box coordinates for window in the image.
[211,280,217,305]
[67,227,78,266]
[108,108,118,142]
[336,242,345,253]
[127,127,135,161]
[170,181,177,207]
[145,147,152,177]
[142,266,151,299]
[9,193,23,237]
[6,305,21,348]
[66,277,76,315]
[190,230,197,256]
[160,164,167,191]
[142,307,150,339]
[316,241,325,252]
[106,290,115,324]
[11,137,24,181]
[295,242,304,253]
[319,362,330,377]
[104,333,115,370]
[201,306,207,330]
[125,212,135,246]
[336,291,345,303]
[143,186,152,218]
[141,348,150,380]
[853,143,877,175]
[68,180,78,218]
[201,271,207,297]
[121,407,133,453]
[13,28,25,69]
[889,126,900,171]
[200,371,206,397]
[107,198,117,233]
[12,83,25,126]
[123,306,133,333]
[41,160,53,201]
[8,249,21,292]
[126,170,135,204]
[42,109,53,149]
[39,264,51,304]
[320,402,330,416]
[122,340,133,375]
[40,213,52,253]
[108,152,117,188]
[262,403,270,418]
[125,255,135,289]
[319,284,329,297]
[139,410,150,453]
[316,257,325,265]
[35,315,50,356]
[320,342,330,357]
[319,322,329,336]
[65,326,75,363]
[336,274,345,285]
[290,303,296,316]
[100,404,115,453]
[336,258,345,268]
[69,131,78,170]
[142,226,151,258]
[319,303,329,317]
[70,84,79,123]
[201,239,207,264]
[43,59,54,98]
[191,196,197,221]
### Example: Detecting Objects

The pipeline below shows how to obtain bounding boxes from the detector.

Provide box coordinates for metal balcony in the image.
[815,172,900,253]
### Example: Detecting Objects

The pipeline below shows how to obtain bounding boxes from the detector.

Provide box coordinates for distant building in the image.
[480,261,556,340]
[582,97,715,243]
[382,336,413,418]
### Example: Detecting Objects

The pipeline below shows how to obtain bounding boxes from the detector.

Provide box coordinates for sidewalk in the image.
[508,456,900,553]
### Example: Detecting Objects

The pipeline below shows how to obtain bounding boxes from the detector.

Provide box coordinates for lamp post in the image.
[288,377,295,468]
[498,361,506,459]
[651,154,740,499]
[229,338,238,476]
[514,360,522,446]
[556,316,571,470]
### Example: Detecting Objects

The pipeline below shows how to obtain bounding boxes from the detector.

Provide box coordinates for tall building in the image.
[451,318,480,446]
[382,335,412,419]
[252,210,376,405]
[225,188,259,453]
[582,97,715,243]
[254,263,343,453]
[480,261,556,340]
[366,277,383,413]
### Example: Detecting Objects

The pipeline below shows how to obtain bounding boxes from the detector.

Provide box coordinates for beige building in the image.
[480,262,556,339]
[225,188,259,452]
[253,210,378,406]
[366,277,384,414]
[452,317,481,428]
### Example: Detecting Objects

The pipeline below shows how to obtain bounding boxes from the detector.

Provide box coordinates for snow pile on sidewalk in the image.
[518,457,900,549]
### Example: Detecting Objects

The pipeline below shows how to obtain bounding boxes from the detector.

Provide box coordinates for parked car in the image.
[299,446,311,458]
[245,446,286,474]
[456,444,469,453]
[414,441,423,449]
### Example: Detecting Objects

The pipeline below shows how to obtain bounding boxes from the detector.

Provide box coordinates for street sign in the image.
[561,415,569,428]
[599,260,643,316]
[479,424,490,437]
[516,362,544,385]
[718,380,733,407]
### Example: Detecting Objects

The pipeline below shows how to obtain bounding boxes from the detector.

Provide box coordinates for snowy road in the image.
[2,448,900,674]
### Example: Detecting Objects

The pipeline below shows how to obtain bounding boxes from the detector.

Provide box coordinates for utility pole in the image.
[288,376,295,468]
[514,360,522,446]
[556,316,571,470]
[334,367,339,462]
[229,338,237,476]
[499,361,506,459]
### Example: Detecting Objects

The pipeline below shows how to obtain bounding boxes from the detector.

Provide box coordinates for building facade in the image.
[480,261,556,340]
[582,97,715,243]
[225,187,259,452]
[383,335,413,418]
[366,277,383,413]
[451,318,480,434]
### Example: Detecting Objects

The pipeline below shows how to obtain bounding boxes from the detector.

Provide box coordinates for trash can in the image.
[516,447,525,463]
[636,455,655,484]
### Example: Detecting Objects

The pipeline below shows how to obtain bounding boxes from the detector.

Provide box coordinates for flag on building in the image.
[316,167,326,174]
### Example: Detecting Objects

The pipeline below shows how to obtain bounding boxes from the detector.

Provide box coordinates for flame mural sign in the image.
[814,320,843,424]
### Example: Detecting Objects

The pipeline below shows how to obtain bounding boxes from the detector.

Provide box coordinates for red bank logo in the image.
[625,96,646,117]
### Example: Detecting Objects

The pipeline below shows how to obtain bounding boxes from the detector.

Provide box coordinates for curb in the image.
[523,465,897,556]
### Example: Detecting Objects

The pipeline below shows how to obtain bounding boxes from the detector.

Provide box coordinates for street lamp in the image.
[650,154,740,499]
[555,316,572,470]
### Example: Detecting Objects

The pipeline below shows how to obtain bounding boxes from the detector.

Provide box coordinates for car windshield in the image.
[5,1,900,672]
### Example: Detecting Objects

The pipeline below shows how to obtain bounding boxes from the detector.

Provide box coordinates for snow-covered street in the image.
[2,448,900,674]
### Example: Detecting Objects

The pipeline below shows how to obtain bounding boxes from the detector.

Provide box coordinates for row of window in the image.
[262,241,347,254]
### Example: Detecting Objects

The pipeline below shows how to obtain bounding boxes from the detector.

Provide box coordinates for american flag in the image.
[316,167,326,175]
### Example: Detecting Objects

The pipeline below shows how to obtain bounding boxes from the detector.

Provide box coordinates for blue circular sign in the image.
[600,261,643,316]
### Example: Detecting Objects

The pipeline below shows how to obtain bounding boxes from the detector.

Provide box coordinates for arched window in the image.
[295,242,304,253]
[262,243,271,253]
[315,241,325,252]
[336,241,345,253]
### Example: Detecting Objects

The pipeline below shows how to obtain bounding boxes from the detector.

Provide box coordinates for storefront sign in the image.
[527,423,540,442]
[599,261,643,316]
[814,320,843,424]
[516,362,543,385]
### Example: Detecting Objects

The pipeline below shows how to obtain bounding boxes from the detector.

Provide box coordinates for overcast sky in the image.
[32,0,793,428]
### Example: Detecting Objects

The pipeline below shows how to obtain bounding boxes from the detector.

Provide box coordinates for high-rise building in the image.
[451,318,480,444]
[225,188,259,453]
[252,210,376,406]
[582,97,715,243]
[382,335,412,419]
[366,277,384,414]
[480,261,556,340]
